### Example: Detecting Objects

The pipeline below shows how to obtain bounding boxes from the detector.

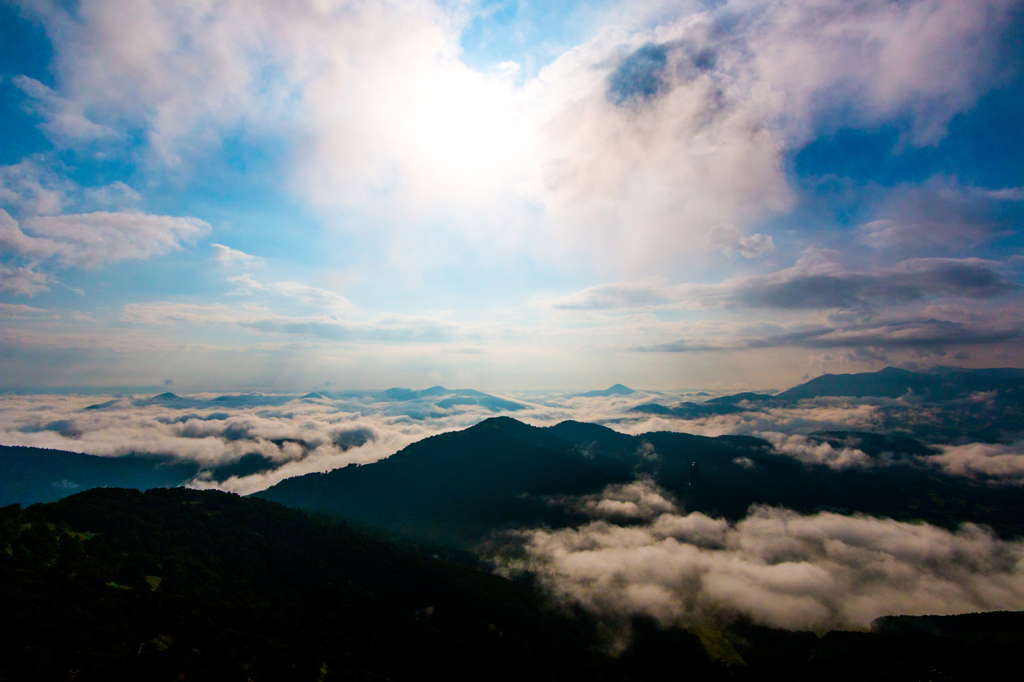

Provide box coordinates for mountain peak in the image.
[572,384,636,398]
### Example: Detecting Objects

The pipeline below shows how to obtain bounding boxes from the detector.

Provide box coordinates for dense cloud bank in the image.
[497,480,1024,633]
[2,387,1022,492]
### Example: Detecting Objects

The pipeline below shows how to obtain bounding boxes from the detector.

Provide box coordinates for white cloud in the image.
[83,181,142,210]
[550,280,679,310]
[0,263,50,296]
[226,273,266,295]
[0,158,71,215]
[0,302,50,317]
[927,442,1024,484]
[983,187,1024,201]
[267,281,350,310]
[120,301,451,342]
[212,243,264,266]
[3,210,209,269]
[223,274,350,309]
[500,480,1024,632]
[762,432,873,470]
[711,224,777,259]
[16,0,1014,272]
[12,75,118,145]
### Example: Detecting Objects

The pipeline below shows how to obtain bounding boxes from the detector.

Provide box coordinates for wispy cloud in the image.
[12,75,118,146]
[120,302,452,342]
[212,244,264,267]
[2,208,209,278]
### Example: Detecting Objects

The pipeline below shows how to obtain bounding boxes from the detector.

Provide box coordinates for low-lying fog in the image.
[3,388,1021,493]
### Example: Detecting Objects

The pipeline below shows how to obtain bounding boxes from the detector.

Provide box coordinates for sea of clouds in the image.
[2,388,1023,494]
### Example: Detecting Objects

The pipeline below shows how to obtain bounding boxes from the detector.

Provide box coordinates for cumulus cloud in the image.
[498,480,1024,632]
[927,441,1024,484]
[15,0,1016,271]
[761,433,872,470]
[710,224,776,259]
[566,477,680,521]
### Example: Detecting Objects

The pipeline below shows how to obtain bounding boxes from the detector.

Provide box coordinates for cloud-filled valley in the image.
[499,480,1024,633]
[4,367,1023,496]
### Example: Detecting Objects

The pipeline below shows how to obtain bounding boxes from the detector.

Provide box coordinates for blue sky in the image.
[2,0,1023,391]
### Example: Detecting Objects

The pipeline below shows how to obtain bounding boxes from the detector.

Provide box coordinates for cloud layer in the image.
[499,480,1024,632]
[3,385,1023,495]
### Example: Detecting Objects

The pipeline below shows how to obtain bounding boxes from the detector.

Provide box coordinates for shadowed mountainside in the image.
[255,417,634,545]
[0,487,611,681]
[0,445,199,506]
[5,487,1024,682]
[257,417,1024,544]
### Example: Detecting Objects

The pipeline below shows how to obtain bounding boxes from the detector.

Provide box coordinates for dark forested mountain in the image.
[257,417,1024,544]
[255,417,634,545]
[0,445,198,506]
[0,487,611,681]
[5,487,1024,682]
[552,424,1024,536]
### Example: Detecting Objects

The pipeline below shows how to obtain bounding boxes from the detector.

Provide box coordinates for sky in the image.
[2,0,1024,392]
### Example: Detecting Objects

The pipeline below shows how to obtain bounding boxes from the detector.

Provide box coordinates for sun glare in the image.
[404,64,524,181]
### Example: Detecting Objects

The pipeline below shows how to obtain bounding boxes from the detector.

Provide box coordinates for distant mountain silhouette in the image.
[327,386,527,411]
[774,366,1024,401]
[571,384,636,398]
[0,445,199,506]
[632,368,1024,413]
[631,401,746,417]
[84,386,527,412]
[704,392,776,404]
